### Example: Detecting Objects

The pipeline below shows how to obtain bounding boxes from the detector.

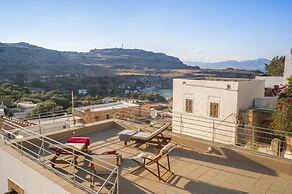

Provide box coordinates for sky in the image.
[0,0,292,62]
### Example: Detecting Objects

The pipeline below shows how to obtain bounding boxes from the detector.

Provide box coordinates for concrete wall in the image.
[172,79,265,145]
[0,147,71,194]
[237,80,265,111]
[74,105,150,124]
[255,76,284,88]
[22,120,117,148]
[254,97,277,109]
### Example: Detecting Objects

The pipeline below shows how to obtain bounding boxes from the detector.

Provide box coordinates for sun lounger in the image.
[131,143,176,182]
[67,137,90,152]
[49,142,86,167]
[118,122,172,146]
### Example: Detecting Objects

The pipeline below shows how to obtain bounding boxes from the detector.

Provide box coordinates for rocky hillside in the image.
[0,42,186,77]
[82,48,186,69]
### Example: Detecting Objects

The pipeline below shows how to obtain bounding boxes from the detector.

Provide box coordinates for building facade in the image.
[172,79,265,145]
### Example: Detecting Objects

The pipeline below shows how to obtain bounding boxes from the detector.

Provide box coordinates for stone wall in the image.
[74,104,151,124]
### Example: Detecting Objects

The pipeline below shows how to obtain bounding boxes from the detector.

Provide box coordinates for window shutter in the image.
[185,99,193,113]
[210,102,219,118]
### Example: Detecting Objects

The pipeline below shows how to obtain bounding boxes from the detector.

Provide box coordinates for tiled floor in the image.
[51,127,292,194]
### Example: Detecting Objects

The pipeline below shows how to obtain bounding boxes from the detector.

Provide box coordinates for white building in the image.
[78,89,88,95]
[172,79,265,145]
[0,108,4,117]
[17,102,36,109]
[284,49,292,81]
[0,103,5,117]
[256,49,292,88]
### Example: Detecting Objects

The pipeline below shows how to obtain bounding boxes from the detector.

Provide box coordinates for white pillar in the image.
[284,49,292,83]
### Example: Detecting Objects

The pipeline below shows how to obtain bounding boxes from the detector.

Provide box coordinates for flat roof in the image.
[75,102,139,112]
[175,77,259,82]
[7,121,291,194]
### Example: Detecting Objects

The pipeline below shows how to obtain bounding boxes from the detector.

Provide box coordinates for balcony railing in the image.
[0,120,120,194]
[112,105,292,160]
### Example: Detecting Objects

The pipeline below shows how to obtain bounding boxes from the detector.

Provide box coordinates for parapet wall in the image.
[0,146,73,194]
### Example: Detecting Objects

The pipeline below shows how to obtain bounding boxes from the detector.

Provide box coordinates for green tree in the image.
[53,96,71,109]
[138,93,166,103]
[265,56,285,76]
[271,76,292,135]
[0,95,14,107]
[31,101,63,116]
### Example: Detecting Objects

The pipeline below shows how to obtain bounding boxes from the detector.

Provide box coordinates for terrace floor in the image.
[49,125,292,194]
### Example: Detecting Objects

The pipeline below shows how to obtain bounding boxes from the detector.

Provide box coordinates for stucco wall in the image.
[172,79,265,145]
[237,80,265,111]
[173,79,239,119]
[255,76,284,88]
[172,79,239,144]
[0,147,71,194]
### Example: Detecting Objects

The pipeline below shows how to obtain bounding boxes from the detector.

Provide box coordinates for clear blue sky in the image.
[0,0,292,62]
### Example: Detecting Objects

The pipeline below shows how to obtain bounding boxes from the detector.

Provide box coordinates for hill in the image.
[0,42,186,78]
[185,58,270,72]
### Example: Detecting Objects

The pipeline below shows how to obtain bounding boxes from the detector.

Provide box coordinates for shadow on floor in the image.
[165,174,247,194]
[50,126,277,193]
[184,178,247,194]
[119,176,154,194]
[119,172,248,194]
[170,147,277,176]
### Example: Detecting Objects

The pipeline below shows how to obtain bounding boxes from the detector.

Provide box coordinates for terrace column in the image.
[284,49,292,83]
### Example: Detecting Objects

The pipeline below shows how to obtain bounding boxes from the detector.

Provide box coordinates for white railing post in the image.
[252,126,255,151]
[180,113,183,135]
[20,138,23,155]
[42,136,45,166]
[212,120,215,145]
[38,114,42,134]
[116,167,120,194]
[73,149,76,185]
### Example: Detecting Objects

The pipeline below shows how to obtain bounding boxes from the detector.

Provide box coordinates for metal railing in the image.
[3,116,73,136]
[3,103,292,188]
[111,105,292,161]
[172,111,292,160]
[0,121,120,194]
[6,103,292,161]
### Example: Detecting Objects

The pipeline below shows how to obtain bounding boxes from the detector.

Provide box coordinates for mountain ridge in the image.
[0,42,186,77]
[0,42,270,79]
[185,58,270,72]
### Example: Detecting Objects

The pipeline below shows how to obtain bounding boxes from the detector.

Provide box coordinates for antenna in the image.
[71,90,76,127]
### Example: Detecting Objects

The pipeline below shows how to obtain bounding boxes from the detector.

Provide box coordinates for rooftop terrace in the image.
[75,102,138,113]
[1,120,292,194]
